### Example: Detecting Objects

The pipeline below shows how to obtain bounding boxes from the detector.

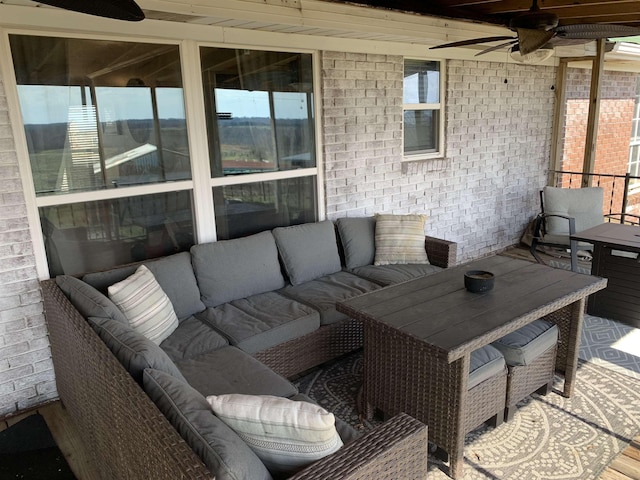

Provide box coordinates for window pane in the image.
[40,191,195,276]
[404,60,440,104]
[10,35,191,196]
[404,110,439,154]
[213,177,317,240]
[200,48,315,177]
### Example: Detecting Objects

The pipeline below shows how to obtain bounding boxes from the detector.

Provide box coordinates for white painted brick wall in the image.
[0,73,56,418]
[322,54,554,262]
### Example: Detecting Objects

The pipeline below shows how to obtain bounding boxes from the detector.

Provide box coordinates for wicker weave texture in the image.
[254,319,363,378]
[425,236,457,268]
[291,413,428,480]
[41,280,213,480]
[506,345,557,408]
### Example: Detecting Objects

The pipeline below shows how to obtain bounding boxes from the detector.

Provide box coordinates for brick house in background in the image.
[558,68,640,216]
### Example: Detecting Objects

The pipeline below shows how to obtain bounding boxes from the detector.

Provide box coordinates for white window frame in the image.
[2,29,322,279]
[402,58,445,162]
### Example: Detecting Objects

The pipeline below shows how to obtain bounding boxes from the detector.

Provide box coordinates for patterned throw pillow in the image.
[374,214,430,265]
[206,394,343,476]
[108,265,179,345]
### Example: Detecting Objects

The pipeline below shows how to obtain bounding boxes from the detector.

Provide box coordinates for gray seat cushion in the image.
[87,316,186,384]
[492,319,559,366]
[56,275,128,324]
[335,217,376,270]
[273,221,342,286]
[279,271,381,325]
[175,346,298,398]
[160,315,229,362]
[82,252,205,320]
[196,292,320,354]
[542,186,604,246]
[351,264,442,286]
[143,368,272,480]
[469,345,506,390]
[191,231,285,307]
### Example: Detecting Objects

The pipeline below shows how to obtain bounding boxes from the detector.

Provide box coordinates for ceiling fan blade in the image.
[517,28,555,55]
[429,36,515,50]
[475,40,519,56]
[34,0,145,21]
[554,24,640,40]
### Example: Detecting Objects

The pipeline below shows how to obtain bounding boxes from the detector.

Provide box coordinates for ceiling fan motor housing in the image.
[509,11,559,31]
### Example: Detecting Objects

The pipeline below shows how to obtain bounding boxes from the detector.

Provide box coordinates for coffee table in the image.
[572,222,640,328]
[337,255,607,479]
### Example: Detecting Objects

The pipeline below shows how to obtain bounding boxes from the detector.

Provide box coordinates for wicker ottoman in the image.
[465,345,508,432]
[492,319,559,421]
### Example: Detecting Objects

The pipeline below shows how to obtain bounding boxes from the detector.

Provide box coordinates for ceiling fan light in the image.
[34,0,145,21]
[510,45,554,64]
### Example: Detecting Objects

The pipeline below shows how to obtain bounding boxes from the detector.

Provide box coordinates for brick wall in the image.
[0,73,56,418]
[561,68,637,214]
[322,53,555,262]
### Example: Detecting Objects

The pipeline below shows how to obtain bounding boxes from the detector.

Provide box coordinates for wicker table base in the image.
[338,256,607,479]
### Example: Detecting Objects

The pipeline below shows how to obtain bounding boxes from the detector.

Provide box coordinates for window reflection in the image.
[10,35,191,196]
[213,177,317,240]
[200,48,315,177]
[41,191,195,276]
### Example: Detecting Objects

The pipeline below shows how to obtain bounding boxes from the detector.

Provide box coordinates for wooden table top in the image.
[571,222,640,252]
[338,256,607,363]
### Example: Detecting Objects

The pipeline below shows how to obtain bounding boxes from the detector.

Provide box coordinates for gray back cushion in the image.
[272,221,342,286]
[143,369,272,480]
[83,252,204,320]
[191,231,285,307]
[543,186,604,235]
[56,275,128,324]
[88,316,186,384]
[335,217,376,269]
[144,252,205,320]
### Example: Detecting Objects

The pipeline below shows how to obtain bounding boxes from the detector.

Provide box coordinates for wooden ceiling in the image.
[329,0,640,28]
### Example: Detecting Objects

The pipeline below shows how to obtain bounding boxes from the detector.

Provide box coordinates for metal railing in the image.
[548,170,640,224]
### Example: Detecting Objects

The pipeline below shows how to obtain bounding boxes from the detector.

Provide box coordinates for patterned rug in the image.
[295,352,640,480]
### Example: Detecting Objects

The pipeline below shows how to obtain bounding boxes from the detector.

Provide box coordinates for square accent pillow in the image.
[108,265,179,345]
[206,393,343,476]
[374,214,430,265]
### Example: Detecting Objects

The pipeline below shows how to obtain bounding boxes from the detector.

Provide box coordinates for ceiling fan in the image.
[33,0,144,21]
[430,0,640,61]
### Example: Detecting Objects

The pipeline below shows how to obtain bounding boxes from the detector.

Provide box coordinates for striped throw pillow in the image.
[374,214,430,265]
[206,394,343,476]
[108,265,179,345]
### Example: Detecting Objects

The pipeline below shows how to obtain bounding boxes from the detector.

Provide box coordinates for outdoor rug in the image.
[295,351,640,480]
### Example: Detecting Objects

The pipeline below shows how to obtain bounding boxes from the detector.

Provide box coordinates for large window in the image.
[10,34,318,277]
[403,59,444,160]
[629,77,640,188]
[200,47,317,237]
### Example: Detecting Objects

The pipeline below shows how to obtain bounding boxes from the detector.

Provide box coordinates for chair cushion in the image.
[196,293,320,354]
[108,265,179,345]
[191,231,285,307]
[143,369,272,480]
[374,214,430,265]
[279,271,381,325]
[543,186,604,236]
[206,393,343,477]
[175,346,298,398]
[55,275,128,324]
[352,263,442,286]
[88,316,186,384]
[469,345,506,390]
[272,221,342,286]
[336,217,376,270]
[492,319,558,366]
[159,316,229,362]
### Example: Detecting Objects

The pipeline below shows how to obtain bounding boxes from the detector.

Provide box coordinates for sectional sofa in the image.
[41,216,457,479]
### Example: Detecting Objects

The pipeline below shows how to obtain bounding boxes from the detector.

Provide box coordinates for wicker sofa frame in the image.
[42,279,431,479]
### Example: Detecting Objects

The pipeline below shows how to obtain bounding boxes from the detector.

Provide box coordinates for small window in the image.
[403,59,444,160]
